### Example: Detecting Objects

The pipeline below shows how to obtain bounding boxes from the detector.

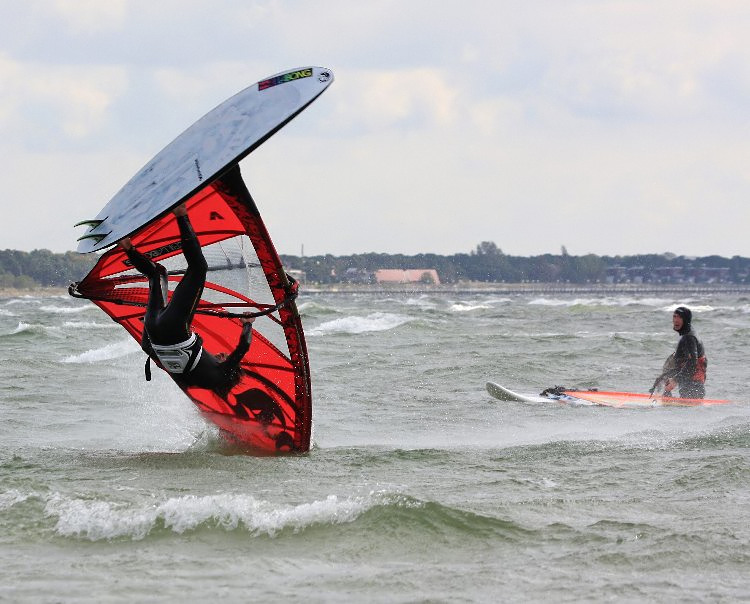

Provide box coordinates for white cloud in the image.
[1,0,750,257]
[47,0,128,33]
[332,68,458,132]
[0,52,128,145]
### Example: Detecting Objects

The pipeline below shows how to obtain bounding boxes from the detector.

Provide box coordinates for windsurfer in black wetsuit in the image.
[652,306,707,399]
[118,203,254,398]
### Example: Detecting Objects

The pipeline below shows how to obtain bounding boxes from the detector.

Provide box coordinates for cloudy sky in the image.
[2,1,749,257]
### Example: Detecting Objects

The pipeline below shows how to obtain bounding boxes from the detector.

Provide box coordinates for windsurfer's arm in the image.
[222,316,255,367]
[118,238,162,279]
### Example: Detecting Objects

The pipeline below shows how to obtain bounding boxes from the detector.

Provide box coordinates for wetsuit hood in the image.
[674,306,692,335]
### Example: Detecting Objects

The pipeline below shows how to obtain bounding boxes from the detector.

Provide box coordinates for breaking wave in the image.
[45,491,384,541]
[61,340,139,363]
[39,305,93,315]
[310,312,411,335]
[40,490,526,543]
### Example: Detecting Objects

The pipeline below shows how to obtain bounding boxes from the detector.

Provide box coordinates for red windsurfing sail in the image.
[71,167,311,453]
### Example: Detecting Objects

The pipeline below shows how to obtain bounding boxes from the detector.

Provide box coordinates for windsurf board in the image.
[76,66,333,253]
[486,381,729,408]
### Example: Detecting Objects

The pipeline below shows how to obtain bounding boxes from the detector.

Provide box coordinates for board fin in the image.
[76,232,110,244]
[74,218,106,228]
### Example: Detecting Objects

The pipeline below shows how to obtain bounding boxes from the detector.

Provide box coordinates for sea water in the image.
[1,291,748,602]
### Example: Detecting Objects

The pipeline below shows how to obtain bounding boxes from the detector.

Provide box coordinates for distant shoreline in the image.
[302,283,750,295]
[2,283,749,300]
[300,282,750,295]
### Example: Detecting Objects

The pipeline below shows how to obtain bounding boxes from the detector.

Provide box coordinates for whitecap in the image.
[61,340,139,363]
[0,489,30,511]
[633,297,674,307]
[529,296,677,308]
[660,304,715,313]
[403,296,438,310]
[62,321,116,330]
[3,296,39,305]
[40,305,93,315]
[45,491,380,541]
[296,300,338,315]
[309,312,410,335]
[6,322,33,335]
[449,303,492,312]
[528,297,577,307]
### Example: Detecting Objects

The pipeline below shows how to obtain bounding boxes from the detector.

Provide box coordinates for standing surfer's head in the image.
[672,306,692,334]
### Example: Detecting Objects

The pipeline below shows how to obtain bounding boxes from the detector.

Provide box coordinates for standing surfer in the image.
[118,203,255,397]
[651,306,707,399]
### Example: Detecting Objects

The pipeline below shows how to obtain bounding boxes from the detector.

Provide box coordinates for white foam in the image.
[661,304,714,313]
[310,312,411,335]
[529,296,684,308]
[7,322,32,335]
[40,304,93,315]
[0,489,30,511]
[528,297,578,307]
[62,321,117,329]
[45,492,379,541]
[635,297,674,307]
[449,303,492,312]
[403,296,438,310]
[3,296,38,305]
[61,339,139,363]
[296,300,338,316]
[0,308,15,317]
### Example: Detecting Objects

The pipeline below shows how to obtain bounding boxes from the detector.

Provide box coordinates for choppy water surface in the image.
[1,291,748,602]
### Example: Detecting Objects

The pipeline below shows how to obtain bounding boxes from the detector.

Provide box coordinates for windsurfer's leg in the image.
[679,381,705,399]
[119,242,168,317]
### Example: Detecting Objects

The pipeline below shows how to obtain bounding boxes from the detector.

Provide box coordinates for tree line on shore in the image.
[279,242,750,285]
[0,249,95,289]
[2,242,750,289]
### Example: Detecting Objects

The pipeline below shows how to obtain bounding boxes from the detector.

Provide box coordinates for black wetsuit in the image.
[669,327,706,399]
[125,214,252,397]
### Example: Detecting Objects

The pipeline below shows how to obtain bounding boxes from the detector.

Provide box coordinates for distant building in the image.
[374,269,441,285]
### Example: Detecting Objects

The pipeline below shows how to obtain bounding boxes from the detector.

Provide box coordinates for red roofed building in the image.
[374,269,440,285]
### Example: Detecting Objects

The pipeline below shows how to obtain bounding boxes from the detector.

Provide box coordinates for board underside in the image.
[76,67,333,253]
